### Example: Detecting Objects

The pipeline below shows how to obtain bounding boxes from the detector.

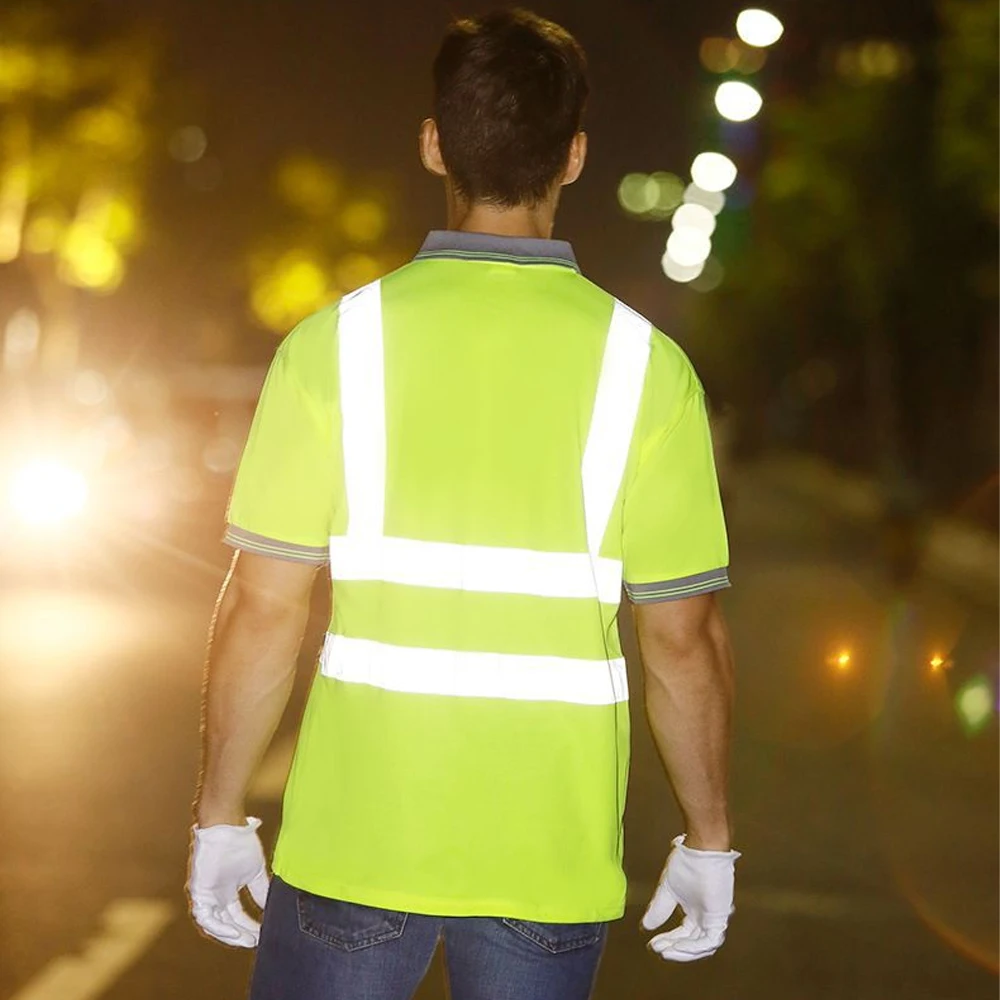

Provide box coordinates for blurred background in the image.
[0,1,996,998]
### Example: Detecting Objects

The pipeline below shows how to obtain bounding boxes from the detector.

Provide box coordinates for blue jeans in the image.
[249,877,608,1000]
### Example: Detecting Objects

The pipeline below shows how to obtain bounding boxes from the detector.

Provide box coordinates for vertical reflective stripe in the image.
[338,281,385,538]
[581,300,652,557]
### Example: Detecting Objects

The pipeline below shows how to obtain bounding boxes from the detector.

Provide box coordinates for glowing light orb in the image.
[715,80,764,122]
[671,203,717,237]
[684,184,726,215]
[665,228,712,268]
[955,676,994,737]
[661,252,705,284]
[736,9,785,48]
[691,152,738,193]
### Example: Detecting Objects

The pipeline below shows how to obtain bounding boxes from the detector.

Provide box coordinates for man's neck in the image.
[447,194,559,240]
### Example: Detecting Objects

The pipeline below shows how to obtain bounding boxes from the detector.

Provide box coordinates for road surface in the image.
[0,466,996,1000]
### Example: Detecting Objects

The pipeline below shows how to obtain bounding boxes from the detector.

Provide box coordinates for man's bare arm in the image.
[634,592,734,851]
[195,551,319,828]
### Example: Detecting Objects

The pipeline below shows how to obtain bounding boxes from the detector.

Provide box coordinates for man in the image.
[188,9,739,1000]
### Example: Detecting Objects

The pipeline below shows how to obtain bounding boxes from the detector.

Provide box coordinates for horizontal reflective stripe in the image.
[320,634,629,706]
[329,535,623,603]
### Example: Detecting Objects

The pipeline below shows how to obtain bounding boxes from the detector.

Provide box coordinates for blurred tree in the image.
[246,152,405,334]
[0,2,158,369]
[694,0,998,530]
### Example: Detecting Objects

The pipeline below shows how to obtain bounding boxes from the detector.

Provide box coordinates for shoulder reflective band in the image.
[338,281,386,540]
[321,634,628,706]
[333,283,652,602]
[582,301,652,557]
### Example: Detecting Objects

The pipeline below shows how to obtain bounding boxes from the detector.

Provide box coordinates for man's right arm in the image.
[634,592,734,851]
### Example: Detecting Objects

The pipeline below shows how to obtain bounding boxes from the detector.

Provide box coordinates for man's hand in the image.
[642,834,740,962]
[188,817,270,948]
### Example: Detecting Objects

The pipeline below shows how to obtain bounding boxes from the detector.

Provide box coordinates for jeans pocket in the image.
[501,918,606,954]
[296,891,408,952]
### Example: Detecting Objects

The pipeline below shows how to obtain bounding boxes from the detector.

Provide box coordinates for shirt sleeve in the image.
[621,388,730,603]
[223,318,339,564]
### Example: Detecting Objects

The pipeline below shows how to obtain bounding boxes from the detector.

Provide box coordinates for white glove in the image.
[642,834,740,962]
[188,817,270,948]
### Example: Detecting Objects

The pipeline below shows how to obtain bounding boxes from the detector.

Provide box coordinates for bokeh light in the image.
[618,173,657,215]
[275,156,339,216]
[250,251,330,332]
[690,255,725,293]
[341,200,387,244]
[954,675,994,737]
[3,308,40,372]
[59,224,124,292]
[828,649,854,673]
[334,252,382,291]
[666,228,712,268]
[661,252,705,284]
[672,203,717,236]
[700,38,740,74]
[736,8,785,48]
[168,125,207,163]
[836,41,915,82]
[618,172,684,219]
[715,80,763,122]
[691,152,738,193]
[72,370,109,407]
[647,172,685,218]
[684,183,727,215]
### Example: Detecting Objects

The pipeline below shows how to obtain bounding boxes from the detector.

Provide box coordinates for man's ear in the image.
[419,119,448,178]
[561,131,588,187]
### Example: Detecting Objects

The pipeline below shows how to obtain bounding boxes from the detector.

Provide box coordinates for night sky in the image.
[88,0,941,358]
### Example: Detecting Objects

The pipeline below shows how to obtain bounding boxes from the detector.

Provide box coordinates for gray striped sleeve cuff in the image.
[223,525,329,565]
[624,567,731,604]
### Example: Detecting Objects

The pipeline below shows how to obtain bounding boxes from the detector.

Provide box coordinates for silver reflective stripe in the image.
[338,282,386,539]
[582,301,652,557]
[328,535,623,603]
[320,633,628,705]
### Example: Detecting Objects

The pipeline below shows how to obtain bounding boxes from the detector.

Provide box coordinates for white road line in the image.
[249,731,297,802]
[11,899,173,1000]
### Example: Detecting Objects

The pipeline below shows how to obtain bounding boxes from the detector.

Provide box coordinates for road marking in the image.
[11,899,173,1000]
[249,731,297,802]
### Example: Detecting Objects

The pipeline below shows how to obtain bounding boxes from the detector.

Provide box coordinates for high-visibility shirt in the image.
[225,230,730,922]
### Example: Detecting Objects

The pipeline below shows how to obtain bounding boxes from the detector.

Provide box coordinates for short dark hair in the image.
[432,8,589,207]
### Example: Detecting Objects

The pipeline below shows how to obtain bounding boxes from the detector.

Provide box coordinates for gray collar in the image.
[415,230,579,272]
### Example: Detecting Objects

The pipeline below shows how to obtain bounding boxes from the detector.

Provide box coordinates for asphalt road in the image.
[0,467,996,1000]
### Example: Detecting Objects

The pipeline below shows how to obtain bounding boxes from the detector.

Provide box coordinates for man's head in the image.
[421,8,589,212]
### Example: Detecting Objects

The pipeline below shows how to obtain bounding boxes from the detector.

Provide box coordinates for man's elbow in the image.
[636,594,733,680]
[216,554,317,633]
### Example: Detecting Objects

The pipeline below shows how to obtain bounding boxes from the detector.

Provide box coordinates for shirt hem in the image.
[272,863,626,923]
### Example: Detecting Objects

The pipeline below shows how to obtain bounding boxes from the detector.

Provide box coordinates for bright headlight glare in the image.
[8,459,89,526]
